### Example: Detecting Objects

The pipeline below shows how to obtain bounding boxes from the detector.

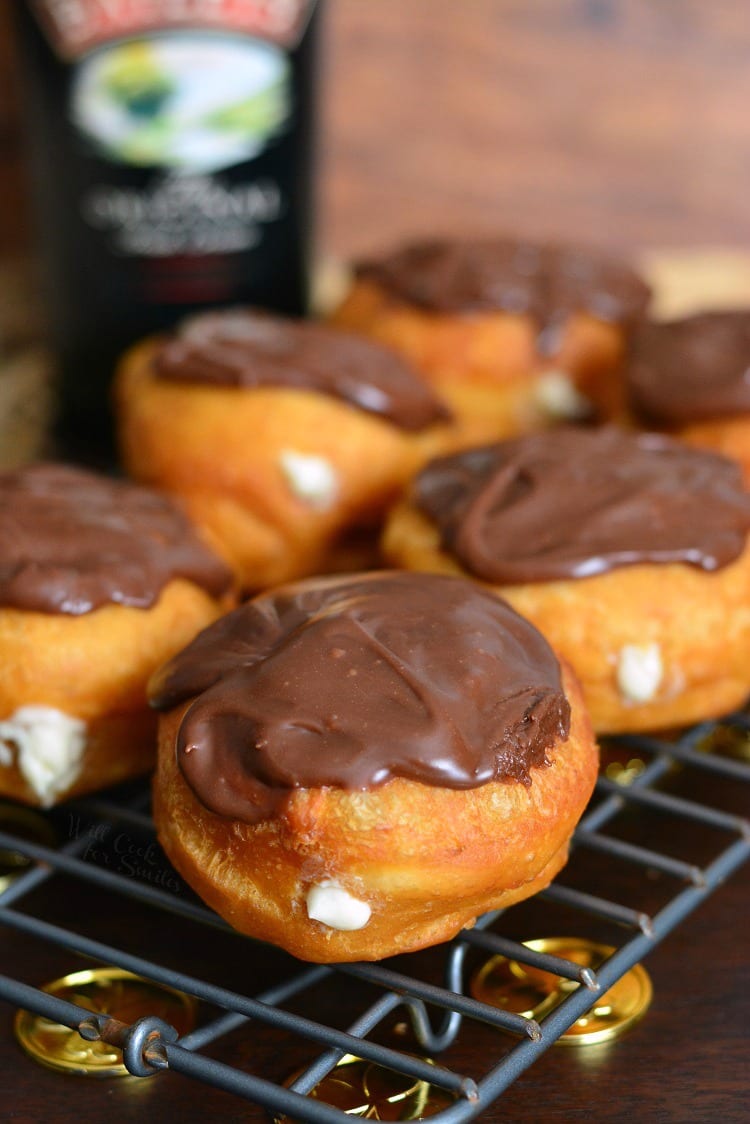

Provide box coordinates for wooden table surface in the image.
[1,3,749,1121]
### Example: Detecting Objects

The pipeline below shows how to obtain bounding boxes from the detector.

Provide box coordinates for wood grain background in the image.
[3,1,750,261]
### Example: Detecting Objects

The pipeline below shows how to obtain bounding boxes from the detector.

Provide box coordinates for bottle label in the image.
[31,1,315,57]
[69,33,293,175]
[27,0,317,307]
[81,173,283,255]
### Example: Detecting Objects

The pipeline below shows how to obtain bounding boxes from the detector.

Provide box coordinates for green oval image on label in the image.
[70,33,291,172]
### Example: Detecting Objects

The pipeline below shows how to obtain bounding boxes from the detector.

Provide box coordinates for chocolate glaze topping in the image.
[153,308,450,432]
[627,311,750,425]
[149,572,571,823]
[415,428,750,584]
[0,463,233,615]
[358,238,651,350]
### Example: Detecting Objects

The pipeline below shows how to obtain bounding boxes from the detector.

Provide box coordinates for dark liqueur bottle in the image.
[15,1,322,462]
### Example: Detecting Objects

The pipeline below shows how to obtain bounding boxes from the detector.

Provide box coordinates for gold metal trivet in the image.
[277,1053,457,1121]
[470,937,652,1046]
[0,802,57,893]
[14,967,196,1076]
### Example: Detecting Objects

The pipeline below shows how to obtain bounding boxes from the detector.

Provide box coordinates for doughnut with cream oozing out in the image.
[382,427,750,734]
[149,571,598,963]
[115,308,458,592]
[330,237,651,442]
[0,463,235,807]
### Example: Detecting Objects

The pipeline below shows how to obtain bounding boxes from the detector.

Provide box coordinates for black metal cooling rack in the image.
[0,709,748,1121]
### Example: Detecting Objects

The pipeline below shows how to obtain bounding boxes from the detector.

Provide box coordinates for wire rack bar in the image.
[0,830,90,907]
[177,1009,255,1052]
[453,931,599,988]
[287,992,407,1098]
[0,904,468,1094]
[573,830,705,884]
[178,965,332,1051]
[154,1039,432,1124]
[614,732,750,780]
[456,826,750,1108]
[575,756,675,833]
[0,973,112,1037]
[0,710,747,1120]
[594,777,749,833]
[407,941,468,1054]
[0,830,232,931]
[66,799,156,831]
[537,883,653,932]
[336,963,540,1039]
[660,744,750,779]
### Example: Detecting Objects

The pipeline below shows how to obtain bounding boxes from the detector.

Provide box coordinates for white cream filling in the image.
[534,371,591,420]
[616,643,664,704]
[279,450,339,509]
[306,880,371,931]
[0,706,87,806]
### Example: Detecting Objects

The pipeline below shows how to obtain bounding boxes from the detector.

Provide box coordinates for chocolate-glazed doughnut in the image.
[150,572,598,962]
[357,239,649,328]
[331,237,651,443]
[626,311,750,485]
[383,428,750,733]
[0,462,232,614]
[154,309,450,432]
[116,309,455,591]
[414,428,750,583]
[0,463,234,807]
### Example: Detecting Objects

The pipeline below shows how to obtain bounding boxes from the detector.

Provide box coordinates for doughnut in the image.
[626,310,750,485]
[115,309,455,592]
[330,238,651,442]
[149,571,598,963]
[0,463,235,807]
[382,428,750,734]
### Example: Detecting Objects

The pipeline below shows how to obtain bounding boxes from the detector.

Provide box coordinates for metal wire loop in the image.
[121,1015,179,1078]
